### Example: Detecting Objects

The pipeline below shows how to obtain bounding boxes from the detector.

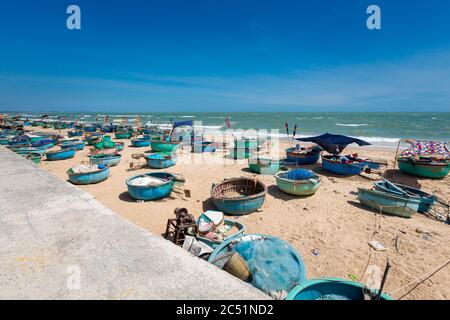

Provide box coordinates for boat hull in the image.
[398,158,449,179]
[357,188,420,218]
[248,158,280,174]
[131,139,151,148]
[286,278,393,300]
[46,149,76,161]
[145,153,177,169]
[67,167,110,185]
[60,141,85,151]
[150,140,180,153]
[322,156,364,175]
[115,132,132,139]
[114,142,124,151]
[275,171,321,196]
[286,148,321,165]
[126,172,175,201]
[89,154,122,167]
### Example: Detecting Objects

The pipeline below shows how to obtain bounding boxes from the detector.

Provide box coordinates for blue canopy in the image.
[172,120,193,130]
[296,133,371,154]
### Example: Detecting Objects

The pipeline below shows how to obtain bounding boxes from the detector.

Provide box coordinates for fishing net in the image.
[281,169,316,180]
[215,235,306,299]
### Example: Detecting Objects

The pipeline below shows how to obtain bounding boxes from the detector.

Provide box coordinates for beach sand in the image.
[34,128,450,300]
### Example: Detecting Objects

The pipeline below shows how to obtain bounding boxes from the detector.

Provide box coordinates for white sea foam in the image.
[336,123,368,127]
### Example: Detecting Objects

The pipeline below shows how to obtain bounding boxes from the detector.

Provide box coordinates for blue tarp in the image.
[296,133,370,154]
[172,120,193,130]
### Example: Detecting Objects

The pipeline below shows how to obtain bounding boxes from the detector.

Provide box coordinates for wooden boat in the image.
[60,141,85,151]
[150,140,180,153]
[285,147,321,165]
[397,157,449,179]
[126,172,176,201]
[131,138,151,148]
[275,169,321,196]
[208,234,307,298]
[115,132,132,139]
[46,148,76,161]
[286,278,392,300]
[229,147,253,159]
[248,157,280,174]
[374,180,435,213]
[211,178,267,215]
[89,147,117,156]
[196,219,246,249]
[357,188,420,218]
[322,154,368,175]
[89,154,122,167]
[67,165,110,185]
[146,152,177,169]
[114,142,124,152]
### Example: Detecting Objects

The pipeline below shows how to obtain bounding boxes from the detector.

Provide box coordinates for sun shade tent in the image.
[296,133,371,155]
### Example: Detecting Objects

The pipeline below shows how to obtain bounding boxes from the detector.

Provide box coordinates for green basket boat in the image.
[397,157,450,179]
[248,157,280,174]
[150,140,180,153]
[275,169,321,196]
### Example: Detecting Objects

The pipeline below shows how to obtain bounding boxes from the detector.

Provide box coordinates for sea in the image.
[10,111,450,148]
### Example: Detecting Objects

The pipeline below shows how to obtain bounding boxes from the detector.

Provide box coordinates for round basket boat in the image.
[275,169,321,196]
[209,234,307,299]
[115,132,132,139]
[150,140,180,153]
[286,278,392,300]
[286,147,321,165]
[89,154,122,167]
[67,165,110,185]
[46,148,76,161]
[126,172,176,201]
[22,152,44,164]
[248,157,280,174]
[131,138,151,148]
[211,177,267,215]
[145,152,177,169]
[114,142,125,152]
[60,141,85,151]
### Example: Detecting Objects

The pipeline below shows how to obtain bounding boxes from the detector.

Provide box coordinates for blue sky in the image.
[0,0,449,112]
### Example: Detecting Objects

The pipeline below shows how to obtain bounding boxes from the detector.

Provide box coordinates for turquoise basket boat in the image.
[275,169,321,196]
[60,141,85,151]
[286,278,393,300]
[146,152,177,169]
[126,172,176,201]
[115,132,132,139]
[211,177,267,215]
[21,152,44,164]
[322,155,367,175]
[46,148,76,161]
[196,219,246,249]
[397,157,450,179]
[89,154,122,167]
[114,142,125,152]
[248,157,280,174]
[131,138,151,148]
[67,165,110,185]
[150,140,180,153]
[357,188,420,218]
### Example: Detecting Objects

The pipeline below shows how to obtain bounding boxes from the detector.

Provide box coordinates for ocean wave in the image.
[336,123,368,127]
[181,115,196,118]
[313,117,323,119]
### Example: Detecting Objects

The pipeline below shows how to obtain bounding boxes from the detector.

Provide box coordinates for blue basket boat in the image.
[248,157,280,174]
[211,177,267,215]
[126,172,176,201]
[357,187,420,218]
[146,152,177,169]
[209,234,307,299]
[285,147,321,165]
[286,278,393,300]
[374,179,436,213]
[89,154,122,167]
[67,165,110,185]
[275,169,321,196]
[321,155,368,175]
[131,138,151,148]
[60,141,85,151]
[46,148,76,161]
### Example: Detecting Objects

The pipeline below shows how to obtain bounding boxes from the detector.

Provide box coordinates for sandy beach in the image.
[33,127,450,300]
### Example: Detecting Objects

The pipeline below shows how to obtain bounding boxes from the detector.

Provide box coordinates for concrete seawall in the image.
[0,147,268,299]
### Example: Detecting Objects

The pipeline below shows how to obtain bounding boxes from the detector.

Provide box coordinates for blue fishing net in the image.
[32,139,53,147]
[282,169,316,180]
[229,236,306,299]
